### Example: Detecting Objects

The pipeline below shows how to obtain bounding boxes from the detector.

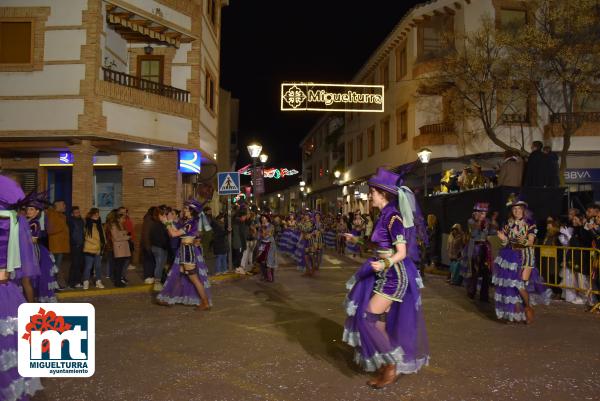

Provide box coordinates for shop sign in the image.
[179,150,201,174]
[281,83,384,112]
[563,168,600,183]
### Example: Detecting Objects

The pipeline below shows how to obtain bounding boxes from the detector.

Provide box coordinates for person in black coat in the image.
[211,213,228,274]
[67,206,85,288]
[524,141,547,187]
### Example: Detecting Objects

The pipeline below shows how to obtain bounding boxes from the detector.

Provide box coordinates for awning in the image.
[105,2,196,48]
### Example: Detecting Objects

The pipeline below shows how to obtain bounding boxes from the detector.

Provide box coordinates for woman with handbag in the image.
[342,168,429,389]
[108,212,131,288]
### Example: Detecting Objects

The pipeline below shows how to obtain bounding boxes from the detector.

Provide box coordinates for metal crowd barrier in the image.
[533,245,600,312]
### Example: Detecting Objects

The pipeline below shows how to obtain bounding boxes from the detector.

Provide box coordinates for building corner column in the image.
[69,140,97,211]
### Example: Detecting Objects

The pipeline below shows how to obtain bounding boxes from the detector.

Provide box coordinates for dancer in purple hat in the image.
[492,194,552,323]
[156,199,211,311]
[465,202,491,302]
[342,168,429,389]
[0,175,43,401]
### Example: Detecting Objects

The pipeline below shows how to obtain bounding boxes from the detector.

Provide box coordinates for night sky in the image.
[220,0,420,189]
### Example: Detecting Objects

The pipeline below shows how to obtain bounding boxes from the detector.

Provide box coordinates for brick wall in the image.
[121,150,182,262]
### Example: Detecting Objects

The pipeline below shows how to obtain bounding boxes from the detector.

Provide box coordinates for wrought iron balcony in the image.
[550,112,600,124]
[102,67,190,103]
[418,122,454,135]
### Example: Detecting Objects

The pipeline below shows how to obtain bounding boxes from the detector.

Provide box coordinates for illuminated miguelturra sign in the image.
[281,83,384,112]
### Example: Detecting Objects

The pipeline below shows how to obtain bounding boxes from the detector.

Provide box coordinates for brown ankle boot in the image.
[197,298,210,311]
[371,364,398,389]
[525,306,534,324]
[366,366,384,387]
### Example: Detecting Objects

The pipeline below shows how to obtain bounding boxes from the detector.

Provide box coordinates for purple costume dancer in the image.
[492,195,551,323]
[0,175,43,401]
[346,213,363,257]
[157,200,211,309]
[27,210,58,303]
[343,168,429,389]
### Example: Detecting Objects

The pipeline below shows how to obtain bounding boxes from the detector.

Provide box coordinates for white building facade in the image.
[302,0,600,211]
[0,0,227,221]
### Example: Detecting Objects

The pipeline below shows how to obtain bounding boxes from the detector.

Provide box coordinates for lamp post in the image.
[417,148,432,197]
[247,143,262,204]
[259,153,268,164]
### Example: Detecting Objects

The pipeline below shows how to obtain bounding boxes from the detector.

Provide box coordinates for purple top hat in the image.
[367,168,403,195]
[506,193,528,208]
[473,202,489,212]
[184,198,206,213]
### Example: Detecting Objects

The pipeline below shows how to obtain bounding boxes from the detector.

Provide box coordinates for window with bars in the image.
[396,107,408,143]
[347,139,353,166]
[357,133,364,162]
[380,118,390,151]
[380,59,389,89]
[205,69,216,112]
[418,15,452,62]
[396,45,407,81]
[367,126,375,157]
[499,8,527,33]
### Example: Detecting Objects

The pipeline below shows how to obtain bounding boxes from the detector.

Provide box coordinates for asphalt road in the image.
[33,252,600,401]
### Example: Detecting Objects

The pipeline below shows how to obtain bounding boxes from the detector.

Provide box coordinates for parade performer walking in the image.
[323,214,337,250]
[343,168,429,389]
[25,199,59,302]
[465,203,491,302]
[313,212,324,271]
[492,194,552,323]
[256,215,278,282]
[0,175,43,401]
[156,200,211,310]
[297,212,315,276]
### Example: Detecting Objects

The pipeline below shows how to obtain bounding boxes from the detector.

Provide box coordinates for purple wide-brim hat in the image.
[506,193,528,208]
[367,168,402,195]
[0,175,26,210]
[473,202,489,212]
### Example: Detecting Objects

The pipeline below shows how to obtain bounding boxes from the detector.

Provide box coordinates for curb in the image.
[56,272,247,299]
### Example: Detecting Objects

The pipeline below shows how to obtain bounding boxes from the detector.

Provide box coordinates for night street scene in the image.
[0,1,599,401]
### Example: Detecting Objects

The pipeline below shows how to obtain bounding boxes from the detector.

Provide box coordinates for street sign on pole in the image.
[218,172,241,196]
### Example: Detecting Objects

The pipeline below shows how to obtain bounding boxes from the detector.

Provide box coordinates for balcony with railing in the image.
[102,67,190,102]
[546,112,600,137]
[413,122,457,150]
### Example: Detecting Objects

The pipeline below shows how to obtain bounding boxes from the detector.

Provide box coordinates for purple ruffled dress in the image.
[157,218,212,306]
[343,203,429,374]
[492,218,552,321]
[28,217,58,303]
[1,206,43,399]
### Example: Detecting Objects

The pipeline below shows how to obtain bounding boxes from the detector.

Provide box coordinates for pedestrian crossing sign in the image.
[218,172,241,195]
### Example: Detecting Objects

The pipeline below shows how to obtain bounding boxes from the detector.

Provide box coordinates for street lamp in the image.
[259,153,268,164]
[300,181,306,187]
[334,170,341,179]
[247,143,263,203]
[417,148,432,196]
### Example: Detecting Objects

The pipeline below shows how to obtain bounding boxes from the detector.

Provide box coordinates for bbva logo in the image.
[564,170,592,180]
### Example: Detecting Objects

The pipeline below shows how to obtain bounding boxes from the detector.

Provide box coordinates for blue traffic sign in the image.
[218,172,241,195]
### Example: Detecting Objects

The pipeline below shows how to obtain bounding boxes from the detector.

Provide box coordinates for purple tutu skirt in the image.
[492,247,552,321]
[157,246,211,306]
[0,281,43,401]
[31,244,58,303]
[345,230,361,255]
[342,258,430,374]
